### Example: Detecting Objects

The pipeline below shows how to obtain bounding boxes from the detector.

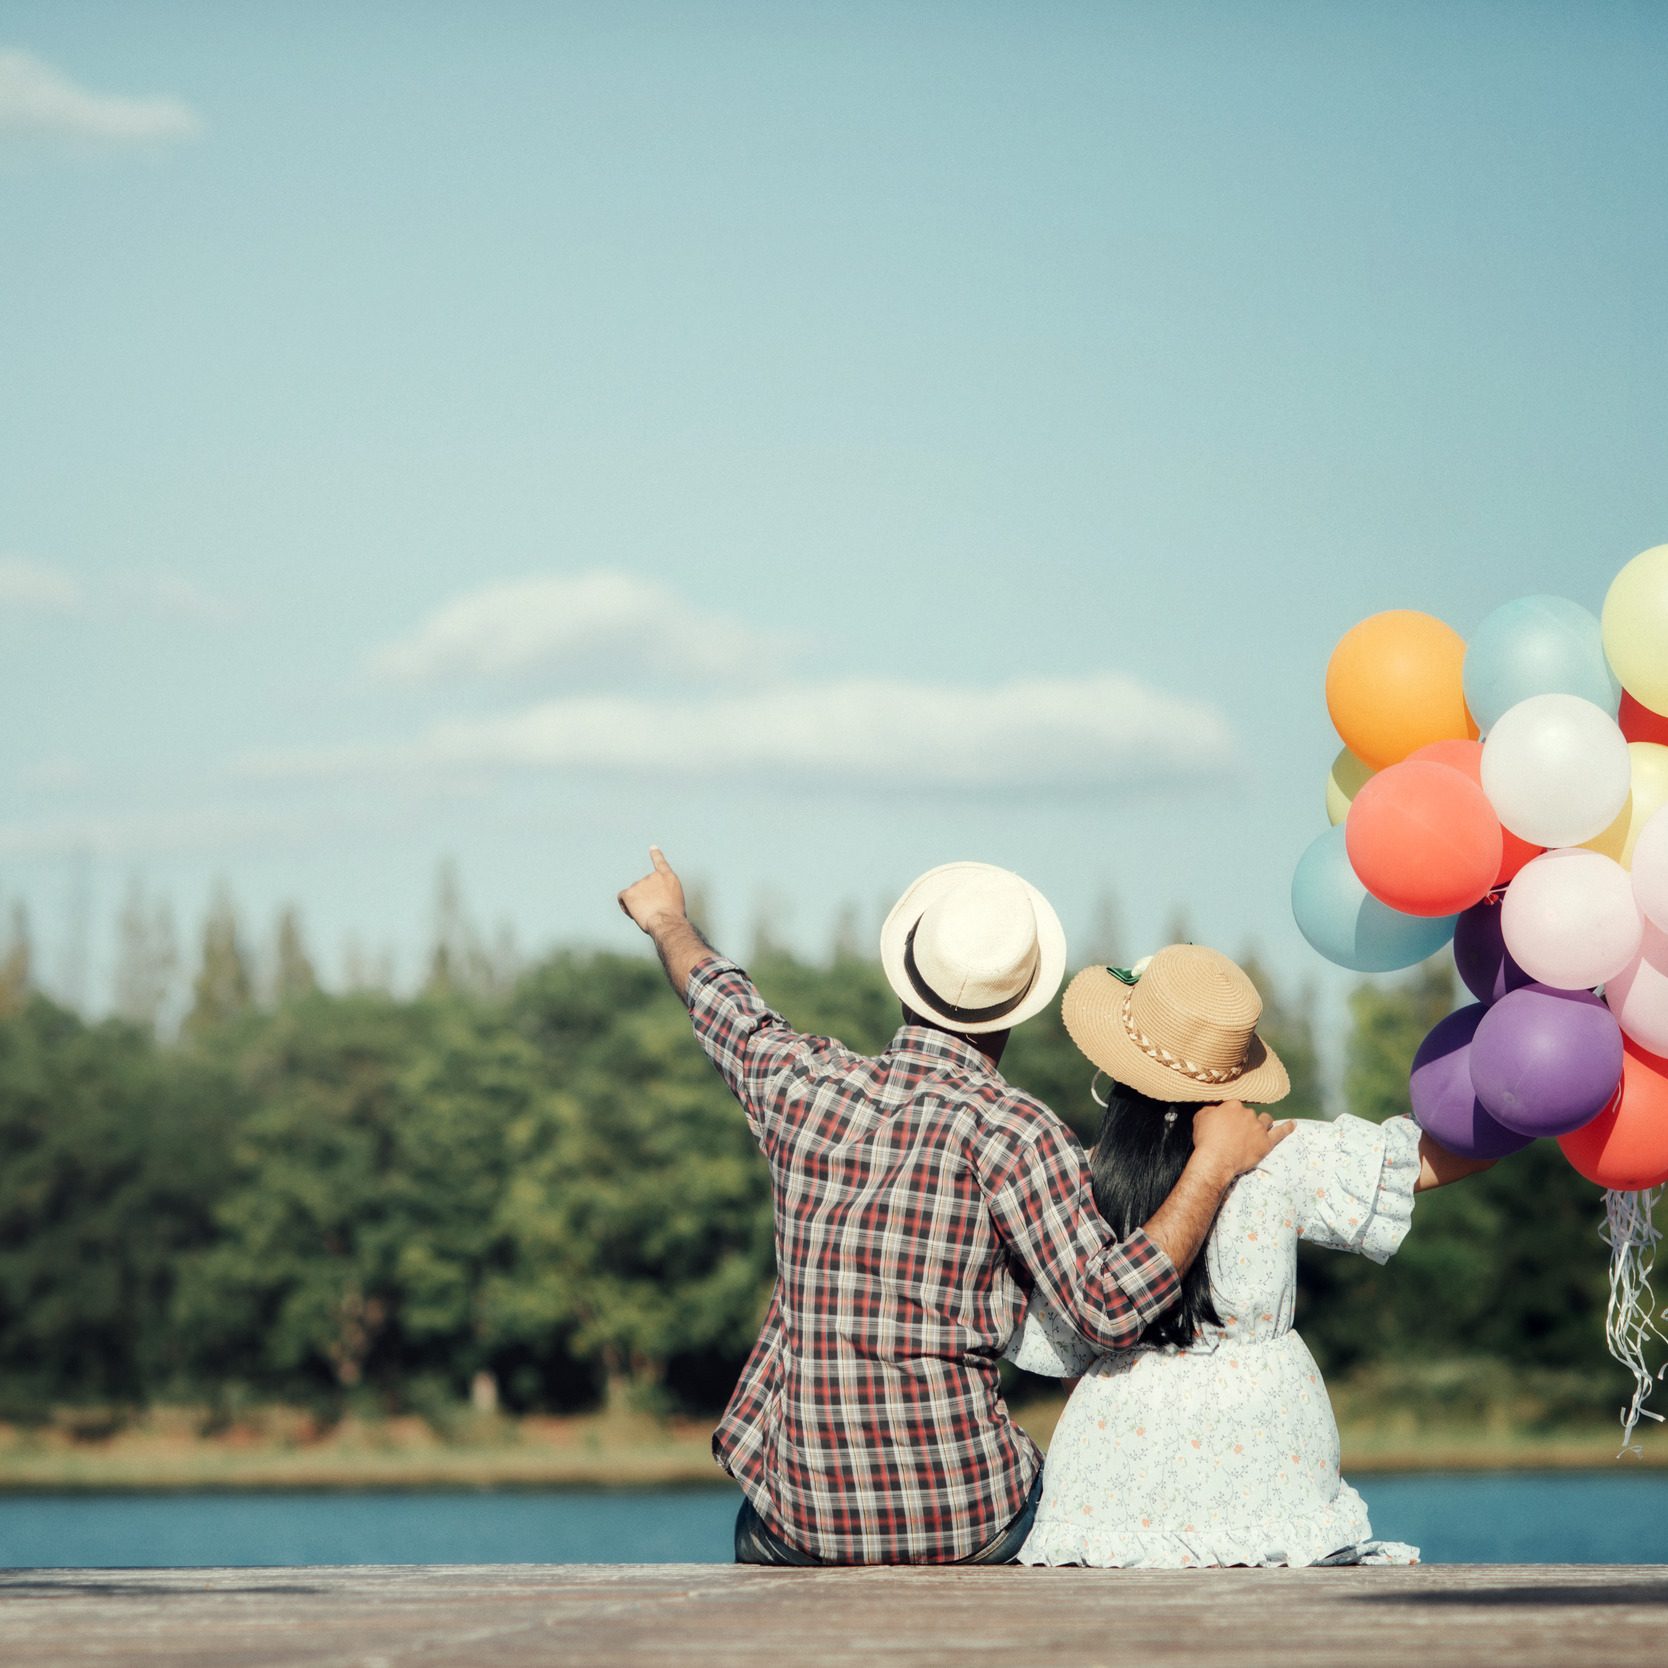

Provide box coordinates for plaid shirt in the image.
[688,957,1179,1564]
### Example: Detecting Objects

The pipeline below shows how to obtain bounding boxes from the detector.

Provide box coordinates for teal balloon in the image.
[1463,594,1620,733]
[1292,826,1458,972]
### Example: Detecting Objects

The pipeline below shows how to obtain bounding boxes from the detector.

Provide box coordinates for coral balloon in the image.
[1606,923,1668,1057]
[1501,848,1643,990]
[1603,545,1668,715]
[1619,691,1668,748]
[1452,901,1533,1004]
[1633,806,1668,933]
[1325,747,1374,827]
[1463,594,1619,732]
[1583,743,1668,867]
[1409,738,1542,883]
[1470,985,1625,1137]
[1291,825,1459,973]
[1479,693,1631,848]
[1344,760,1502,917]
[1559,1042,1668,1191]
[1409,1004,1534,1159]
[1325,610,1476,770]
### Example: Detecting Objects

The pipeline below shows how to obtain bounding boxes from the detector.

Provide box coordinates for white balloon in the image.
[1501,847,1643,989]
[1634,804,1668,933]
[1480,693,1631,847]
[1607,922,1668,1056]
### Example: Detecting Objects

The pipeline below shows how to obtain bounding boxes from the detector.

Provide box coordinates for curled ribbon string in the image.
[1601,1186,1668,1456]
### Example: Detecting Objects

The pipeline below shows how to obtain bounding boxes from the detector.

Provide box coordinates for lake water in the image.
[3,1474,1667,1568]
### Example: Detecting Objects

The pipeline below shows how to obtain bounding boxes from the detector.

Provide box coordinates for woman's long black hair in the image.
[1088,1081,1221,1350]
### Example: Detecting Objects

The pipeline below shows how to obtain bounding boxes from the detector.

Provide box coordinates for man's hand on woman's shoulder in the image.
[1192,1099,1295,1186]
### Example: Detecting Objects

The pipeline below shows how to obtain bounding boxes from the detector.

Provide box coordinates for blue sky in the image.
[1,2,1664,1025]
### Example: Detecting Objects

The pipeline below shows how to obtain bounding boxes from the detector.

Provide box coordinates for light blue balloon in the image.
[1291,825,1458,973]
[1463,594,1620,733]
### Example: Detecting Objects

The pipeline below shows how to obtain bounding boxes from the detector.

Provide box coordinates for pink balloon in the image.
[1606,922,1668,1056]
[1634,805,1668,933]
[1501,847,1644,989]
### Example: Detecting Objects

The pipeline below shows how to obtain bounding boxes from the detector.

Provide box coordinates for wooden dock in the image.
[4,1563,1668,1667]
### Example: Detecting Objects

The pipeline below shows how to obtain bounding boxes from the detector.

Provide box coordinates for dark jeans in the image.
[734,1469,1043,1567]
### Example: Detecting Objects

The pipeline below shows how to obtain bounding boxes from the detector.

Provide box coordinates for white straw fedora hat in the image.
[880,862,1066,1036]
[1062,944,1290,1104]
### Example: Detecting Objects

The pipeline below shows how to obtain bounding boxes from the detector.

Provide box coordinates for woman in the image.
[1008,944,1491,1569]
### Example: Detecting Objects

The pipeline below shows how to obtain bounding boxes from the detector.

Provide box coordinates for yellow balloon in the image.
[1325,746,1375,826]
[1584,742,1668,867]
[1603,545,1668,713]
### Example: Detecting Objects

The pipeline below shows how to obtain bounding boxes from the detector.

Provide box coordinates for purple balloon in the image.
[1410,1004,1534,1160]
[1470,984,1625,1137]
[1453,902,1532,1005]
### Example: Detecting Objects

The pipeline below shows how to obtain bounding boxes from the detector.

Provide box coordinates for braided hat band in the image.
[1119,989,1249,1086]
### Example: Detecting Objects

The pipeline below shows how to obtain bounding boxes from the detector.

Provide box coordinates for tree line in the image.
[0,884,1619,1426]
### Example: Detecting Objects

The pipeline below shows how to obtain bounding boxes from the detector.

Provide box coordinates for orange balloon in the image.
[1326,610,1478,770]
[1409,739,1544,884]
[1344,759,1502,916]
[1559,1041,1668,1190]
[1620,691,1668,749]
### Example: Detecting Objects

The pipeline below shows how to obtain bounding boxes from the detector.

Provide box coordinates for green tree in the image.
[1239,948,1325,1124]
[113,879,178,1034]
[0,901,32,1015]
[185,883,254,1037]
[0,994,237,1412]
[271,905,317,1004]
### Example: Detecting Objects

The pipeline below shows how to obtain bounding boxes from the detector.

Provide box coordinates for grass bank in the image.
[1,1399,1662,1491]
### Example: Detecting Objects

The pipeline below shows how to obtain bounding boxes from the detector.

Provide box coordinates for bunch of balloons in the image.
[1292,545,1668,1192]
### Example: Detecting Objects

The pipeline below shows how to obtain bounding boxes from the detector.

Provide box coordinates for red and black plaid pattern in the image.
[688,957,1179,1564]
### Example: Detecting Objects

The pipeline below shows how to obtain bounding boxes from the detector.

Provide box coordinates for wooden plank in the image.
[3,1563,1667,1668]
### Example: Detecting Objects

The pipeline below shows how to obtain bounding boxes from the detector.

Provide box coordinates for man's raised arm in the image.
[617,846,716,997]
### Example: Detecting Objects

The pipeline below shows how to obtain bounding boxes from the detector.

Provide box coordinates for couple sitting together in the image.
[617,848,1490,1568]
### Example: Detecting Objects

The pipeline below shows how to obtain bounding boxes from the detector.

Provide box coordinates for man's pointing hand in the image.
[618,845,688,936]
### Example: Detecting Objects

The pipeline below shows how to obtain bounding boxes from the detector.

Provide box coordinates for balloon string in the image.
[1600,1186,1668,1456]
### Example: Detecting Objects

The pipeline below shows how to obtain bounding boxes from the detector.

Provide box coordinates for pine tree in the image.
[113,879,178,1034]
[1239,946,1326,1123]
[1083,889,1125,964]
[184,883,254,1036]
[272,905,317,1004]
[829,901,864,965]
[0,901,31,1013]
[427,858,484,994]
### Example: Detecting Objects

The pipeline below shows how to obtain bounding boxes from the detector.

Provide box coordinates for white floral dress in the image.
[1008,1114,1422,1569]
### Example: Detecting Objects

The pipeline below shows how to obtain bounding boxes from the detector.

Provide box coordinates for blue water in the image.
[2,1475,1666,1568]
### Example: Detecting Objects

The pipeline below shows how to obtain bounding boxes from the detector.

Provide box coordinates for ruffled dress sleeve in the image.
[1279,1113,1420,1265]
[1003,1290,1100,1378]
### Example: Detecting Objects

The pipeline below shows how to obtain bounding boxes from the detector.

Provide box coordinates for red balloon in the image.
[1408,738,1543,884]
[1620,691,1668,749]
[1559,1042,1668,1190]
[1344,758,1504,917]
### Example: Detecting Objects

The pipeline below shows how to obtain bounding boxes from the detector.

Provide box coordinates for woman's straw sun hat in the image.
[880,861,1066,1035]
[1063,943,1291,1104]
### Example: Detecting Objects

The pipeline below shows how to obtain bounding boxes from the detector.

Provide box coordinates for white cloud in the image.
[0,554,84,612]
[0,48,201,146]
[238,673,1237,794]
[0,804,300,860]
[370,571,789,687]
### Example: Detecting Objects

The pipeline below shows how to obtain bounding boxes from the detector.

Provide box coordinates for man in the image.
[617,847,1290,1565]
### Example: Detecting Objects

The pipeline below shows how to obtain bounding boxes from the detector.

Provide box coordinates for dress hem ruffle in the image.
[1018,1490,1420,1569]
